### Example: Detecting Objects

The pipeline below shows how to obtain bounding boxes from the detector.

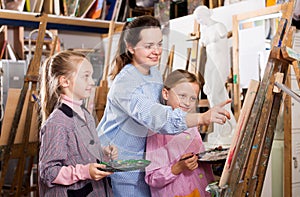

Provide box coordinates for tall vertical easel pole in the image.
[162,45,175,80]
[185,47,192,70]
[232,14,241,120]
[189,20,200,74]
[0,14,48,196]
[95,0,121,122]
[283,66,292,197]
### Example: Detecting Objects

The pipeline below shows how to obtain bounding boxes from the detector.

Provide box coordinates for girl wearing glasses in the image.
[145,69,214,197]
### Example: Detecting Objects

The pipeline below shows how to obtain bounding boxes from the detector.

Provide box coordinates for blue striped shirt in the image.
[97,64,188,197]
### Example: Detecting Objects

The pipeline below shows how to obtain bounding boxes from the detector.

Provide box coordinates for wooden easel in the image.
[185,48,192,70]
[217,1,298,196]
[94,0,122,122]
[162,45,175,80]
[232,4,284,120]
[0,14,47,196]
[188,20,201,74]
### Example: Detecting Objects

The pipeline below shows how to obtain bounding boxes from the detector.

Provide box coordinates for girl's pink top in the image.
[145,127,215,197]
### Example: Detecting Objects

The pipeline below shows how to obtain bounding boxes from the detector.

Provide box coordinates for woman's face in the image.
[162,81,200,113]
[129,27,163,74]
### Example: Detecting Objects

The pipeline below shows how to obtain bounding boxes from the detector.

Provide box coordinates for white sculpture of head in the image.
[193,5,213,26]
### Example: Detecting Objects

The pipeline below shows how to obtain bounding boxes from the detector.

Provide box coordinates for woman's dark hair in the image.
[110,15,161,79]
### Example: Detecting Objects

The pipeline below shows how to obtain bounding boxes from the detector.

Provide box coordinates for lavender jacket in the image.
[39,104,112,197]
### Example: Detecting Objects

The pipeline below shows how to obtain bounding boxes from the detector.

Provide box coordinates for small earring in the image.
[163,99,167,105]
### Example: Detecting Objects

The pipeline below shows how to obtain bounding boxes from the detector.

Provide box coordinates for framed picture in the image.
[62,0,79,16]
[75,0,96,18]
[2,0,26,11]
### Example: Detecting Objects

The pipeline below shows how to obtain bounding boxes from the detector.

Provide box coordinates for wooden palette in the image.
[198,148,229,164]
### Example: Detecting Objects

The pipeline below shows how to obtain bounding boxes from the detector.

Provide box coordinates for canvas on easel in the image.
[218,79,259,188]
[0,88,39,146]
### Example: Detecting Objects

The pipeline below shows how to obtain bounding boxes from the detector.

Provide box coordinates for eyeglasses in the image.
[143,43,163,50]
[170,89,198,104]
[176,94,198,103]
[135,42,163,51]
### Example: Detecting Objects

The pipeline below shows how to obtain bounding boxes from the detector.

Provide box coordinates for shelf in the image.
[0,9,124,34]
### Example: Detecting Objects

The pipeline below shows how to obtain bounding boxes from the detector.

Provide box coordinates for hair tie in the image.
[126,17,136,22]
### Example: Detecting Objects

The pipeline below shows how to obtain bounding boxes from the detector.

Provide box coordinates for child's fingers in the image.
[218,99,232,107]
[111,146,118,155]
[213,106,231,122]
[179,152,194,161]
[94,163,113,174]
